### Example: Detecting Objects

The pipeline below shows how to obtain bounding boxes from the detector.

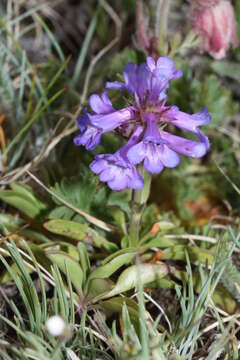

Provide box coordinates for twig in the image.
[165,234,217,244]
[197,314,240,340]
[144,291,172,334]
[218,127,240,144]
[26,170,114,232]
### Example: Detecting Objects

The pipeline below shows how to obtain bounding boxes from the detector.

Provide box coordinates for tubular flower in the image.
[90,127,144,191]
[74,56,211,190]
[74,92,134,150]
[190,0,237,60]
[127,114,180,174]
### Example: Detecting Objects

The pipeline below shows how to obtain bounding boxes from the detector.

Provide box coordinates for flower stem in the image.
[156,0,171,55]
[129,169,152,248]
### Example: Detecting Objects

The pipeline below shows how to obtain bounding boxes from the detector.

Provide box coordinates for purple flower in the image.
[127,109,210,174]
[73,109,102,151]
[74,56,211,190]
[163,106,210,144]
[127,114,180,174]
[160,130,208,158]
[90,127,144,190]
[159,105,211,152]
[74,92,134,150]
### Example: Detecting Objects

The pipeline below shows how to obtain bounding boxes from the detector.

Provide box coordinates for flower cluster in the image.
[74,57,211,191]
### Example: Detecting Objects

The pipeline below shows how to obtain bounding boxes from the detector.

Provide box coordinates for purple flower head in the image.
[90,127,144,190]
[74,56,211,190]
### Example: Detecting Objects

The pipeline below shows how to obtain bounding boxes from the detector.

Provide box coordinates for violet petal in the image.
[160,130,208,158]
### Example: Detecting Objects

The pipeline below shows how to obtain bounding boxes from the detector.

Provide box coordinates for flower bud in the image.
[190,0,237,59]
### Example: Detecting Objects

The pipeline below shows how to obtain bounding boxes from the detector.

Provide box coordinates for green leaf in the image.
[86,252,136,293]
[44,219,117,252]
[163,245,215,264]
[192,271,237,314]
[0,261,32,284]
[95,297,139,329]
[88,229,118,252]
[44,219,89,241]
[211,61,240,82]
[3,241,42,333]
[107,191,131,216]
[0,183,47,218]
[191,75,238,127]
[96,263,169,300]
[48,205,74,220]
[110,208,127,235]
[77,243,90,284]
[87,278,114,300]
[101,247,138,265]
[147,277,177,289]
[46,250,83,294]
[34,14,65,62]
[0,192,38,218]
[210,285,237,314]
[49,173,109,223]
[51,174,97,213]
[141,235,178,248]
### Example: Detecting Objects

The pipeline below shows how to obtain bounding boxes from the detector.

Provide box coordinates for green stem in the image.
[129,169,152,248]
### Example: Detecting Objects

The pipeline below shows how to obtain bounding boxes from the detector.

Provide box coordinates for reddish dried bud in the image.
[190,0,237,59]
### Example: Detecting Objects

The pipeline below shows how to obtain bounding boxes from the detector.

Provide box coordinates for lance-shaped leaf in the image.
[163,245,215,264]
[44,219,117,252]
[87,278,114,300]
[96,296,139,317]
[141,235,178,249]
[101,247,137,265]
[94,297,140,329]
[46,250,83,294]
[94,263,169,301]
[77,243,90,284]
[0,183,47,219]
[44,219,89,240]
[86,252,136,294]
